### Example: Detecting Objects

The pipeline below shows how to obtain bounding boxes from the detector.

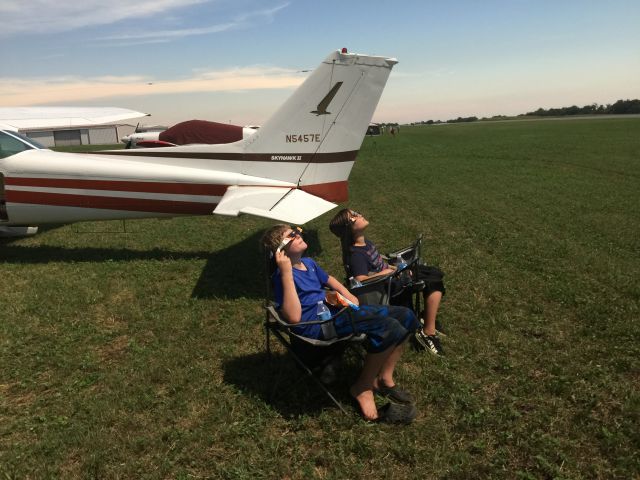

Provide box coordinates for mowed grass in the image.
[1,118,638,478]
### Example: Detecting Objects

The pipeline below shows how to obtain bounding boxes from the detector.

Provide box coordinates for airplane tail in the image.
[65,50,398,225]
[239,50,397,203]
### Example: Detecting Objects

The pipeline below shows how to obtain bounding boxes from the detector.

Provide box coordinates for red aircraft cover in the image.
[136,140,176,148]
[159,120,244,145]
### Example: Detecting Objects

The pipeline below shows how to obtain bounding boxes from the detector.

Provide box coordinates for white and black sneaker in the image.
[415,331,444,356]
[419,311,447,337]
[435,319,447,337]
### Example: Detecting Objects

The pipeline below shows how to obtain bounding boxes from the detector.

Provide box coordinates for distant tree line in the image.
[524,99,640,117]
[411,116,479,125]
[407,98,640,125]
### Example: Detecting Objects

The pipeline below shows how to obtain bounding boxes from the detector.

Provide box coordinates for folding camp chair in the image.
[263,252,365,415]
[263,303,367,414]
[343,235,426,314]
[347,270,395,306]
[385,234,426,314]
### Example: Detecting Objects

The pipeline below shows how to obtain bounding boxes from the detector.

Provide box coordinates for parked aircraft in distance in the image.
[121,121,259,149]
[0,49,397,237]
[120,124,168,147]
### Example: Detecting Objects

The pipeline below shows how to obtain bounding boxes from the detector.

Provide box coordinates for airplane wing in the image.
[213,186,337,224]
[0,107,149,131]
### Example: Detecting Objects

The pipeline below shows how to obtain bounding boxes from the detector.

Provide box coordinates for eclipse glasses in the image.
[275,226,303,253]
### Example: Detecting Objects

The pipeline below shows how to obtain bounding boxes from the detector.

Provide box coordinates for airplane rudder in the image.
[243,51,397,160]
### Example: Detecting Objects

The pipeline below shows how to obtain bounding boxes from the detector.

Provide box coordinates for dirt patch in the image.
[97,335,130,363]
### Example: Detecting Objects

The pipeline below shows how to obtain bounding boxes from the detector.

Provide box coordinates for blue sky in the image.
[1,0,638,125]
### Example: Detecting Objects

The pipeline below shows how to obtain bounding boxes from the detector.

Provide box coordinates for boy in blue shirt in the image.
[262,224,419,423]
[329,208,447,355]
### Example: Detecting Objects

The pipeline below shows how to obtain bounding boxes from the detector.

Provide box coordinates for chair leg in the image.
[271,328,350,415]
[265,323,272,361]
[288,350,350,416]
[265,325,287,403]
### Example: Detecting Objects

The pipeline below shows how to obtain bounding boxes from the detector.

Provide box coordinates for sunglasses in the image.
[349,210,363,222]
[276,226,303,253]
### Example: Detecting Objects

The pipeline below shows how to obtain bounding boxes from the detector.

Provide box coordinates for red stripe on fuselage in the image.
[300,181,348,203]
[6,190,216,215]
[5,177,228,196]
[5,180,349,213]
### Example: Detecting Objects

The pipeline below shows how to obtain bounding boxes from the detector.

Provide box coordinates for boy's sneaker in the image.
[415,331,444,356]
[435,319,447,337]
[419,311,447,337]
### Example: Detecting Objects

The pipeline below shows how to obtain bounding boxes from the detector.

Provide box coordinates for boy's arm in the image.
[355,266,396,282]
[351,246,395,282]
[325,275,359,306]
[275,250,302,323]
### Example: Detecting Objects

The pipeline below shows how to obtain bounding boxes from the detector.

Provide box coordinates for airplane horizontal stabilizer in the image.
[213,186,336,224]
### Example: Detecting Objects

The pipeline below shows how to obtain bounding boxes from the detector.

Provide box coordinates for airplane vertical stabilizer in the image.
[239,50,398,201]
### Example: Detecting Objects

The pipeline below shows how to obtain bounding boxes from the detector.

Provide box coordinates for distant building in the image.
[20,124,137,148]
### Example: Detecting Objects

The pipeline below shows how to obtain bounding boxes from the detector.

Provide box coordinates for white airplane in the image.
[0,49,397,237]
[120,124,168,147]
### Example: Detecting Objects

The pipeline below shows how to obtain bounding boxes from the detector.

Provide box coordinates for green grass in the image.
[2,119,639,478]
[52,144,125,152]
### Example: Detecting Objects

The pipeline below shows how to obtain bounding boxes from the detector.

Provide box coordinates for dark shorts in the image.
[414,264,446,296]
[332,305,419,353]
[390,264,445,301]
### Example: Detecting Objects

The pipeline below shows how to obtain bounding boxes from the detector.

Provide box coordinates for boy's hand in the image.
[344,291,359,306]
[326,290,360,309]
[275,250,293,276]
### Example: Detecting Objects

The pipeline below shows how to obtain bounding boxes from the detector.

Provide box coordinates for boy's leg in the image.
[422,290,442,336]
[414,265,445,335]
[342,305,417,420]
[374,305,417,387]
[376,342,405,388]
[385,305,421,332]
[415,290,445,355]
[337,305,415,348]
[350,347,394,421]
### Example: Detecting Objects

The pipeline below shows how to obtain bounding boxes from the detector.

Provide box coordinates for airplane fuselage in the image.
[0,138,354,226]
[0,146,297,225]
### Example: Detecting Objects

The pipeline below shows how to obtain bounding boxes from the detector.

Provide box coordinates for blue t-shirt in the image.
[350,239,388,277]
[272,257,338,338]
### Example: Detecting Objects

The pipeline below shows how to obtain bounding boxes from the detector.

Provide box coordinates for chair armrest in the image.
[264,303,362,345]
[387,234,423,265]
[359,271,395,286]
[265,303,349,329]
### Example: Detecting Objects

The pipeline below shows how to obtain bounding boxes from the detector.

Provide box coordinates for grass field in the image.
[1,118,638,479]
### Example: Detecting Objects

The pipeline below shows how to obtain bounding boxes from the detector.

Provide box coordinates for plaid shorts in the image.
[333,304,419,353]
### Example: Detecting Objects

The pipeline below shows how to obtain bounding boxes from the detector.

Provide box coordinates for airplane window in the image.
[0,131,36,158]
[11,131,46,149]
